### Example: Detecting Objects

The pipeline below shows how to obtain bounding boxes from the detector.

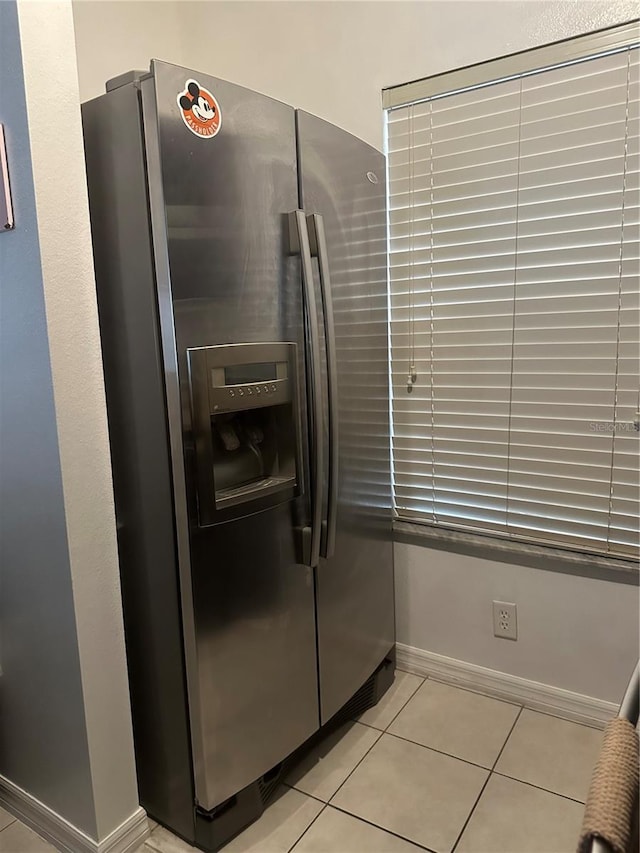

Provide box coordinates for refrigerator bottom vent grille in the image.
[257,763,283,805]
[330,671,378,727]
[249,676,379,815]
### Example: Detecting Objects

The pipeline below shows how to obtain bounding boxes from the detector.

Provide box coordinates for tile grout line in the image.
[286,728,504,807]
[288,758,542,852]
[285,802,328,853]
[450,705,525,853]
[284,727,385,808]
[316,670,429,808]
[489,703,592,804]
[284,684,439,853]
[282,782,327,806]
[381,673,429,731]
[290,669,429,789]
[284,677,590,852]
[0,818,57,853]
[379,692,594,805]
[319,677,525,853]
[446,769,491,853]
[424,675,607,730]
[314,675,498,853]
[325,728,384,805]
[491,770,588,806]
[355,671,427,735]
[329,690,524,853]
[489,704,524,775]
[355,719,386,734]
[509,704,605,731]
[327,802,438,853]
[382,729,497,773]
[285,672,432,849]
[381,675,526,776]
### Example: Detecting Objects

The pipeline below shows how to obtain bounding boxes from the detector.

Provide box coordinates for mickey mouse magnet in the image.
[177,79,221,139]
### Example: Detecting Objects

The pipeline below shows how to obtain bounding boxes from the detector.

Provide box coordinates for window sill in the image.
[393,519,639,585]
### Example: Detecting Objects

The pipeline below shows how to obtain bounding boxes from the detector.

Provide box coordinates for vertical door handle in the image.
[307,213,338,560]
[289,210,323,569]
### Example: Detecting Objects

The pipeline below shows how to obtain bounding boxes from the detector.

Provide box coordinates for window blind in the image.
[387,43,639,558]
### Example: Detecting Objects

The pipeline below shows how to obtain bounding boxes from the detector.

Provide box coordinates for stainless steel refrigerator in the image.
[82,60,394,850]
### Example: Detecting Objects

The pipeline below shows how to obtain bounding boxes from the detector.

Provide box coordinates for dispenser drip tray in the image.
[215,475,296,510]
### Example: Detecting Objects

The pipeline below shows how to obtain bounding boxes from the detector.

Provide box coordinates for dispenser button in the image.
[255,387,261,395]
[238,389,244,396]
[264,386,269,394]
[247,387,253,395]
[229,389,235,397]
[271,384,277,392]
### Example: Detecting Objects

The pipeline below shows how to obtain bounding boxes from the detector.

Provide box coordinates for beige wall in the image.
[73,0,185,102]
[395,544,639,703]
[70,0,639,708]
[73,0,638,150]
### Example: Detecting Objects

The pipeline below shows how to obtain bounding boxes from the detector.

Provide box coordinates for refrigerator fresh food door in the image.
[296,111,395,723]
[143,61,319,811]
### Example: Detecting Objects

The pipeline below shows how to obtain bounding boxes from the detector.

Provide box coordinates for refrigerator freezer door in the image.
[297,111,395,723]
[145,62,319,811]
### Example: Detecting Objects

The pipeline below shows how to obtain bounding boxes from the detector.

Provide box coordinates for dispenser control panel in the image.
[224,382,282,400]
[207,350,291,413]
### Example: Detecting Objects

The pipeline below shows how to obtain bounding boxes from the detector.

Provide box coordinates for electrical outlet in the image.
[493,601,517,640]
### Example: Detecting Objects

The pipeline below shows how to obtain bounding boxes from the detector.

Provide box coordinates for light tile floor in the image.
[0,671,602,853]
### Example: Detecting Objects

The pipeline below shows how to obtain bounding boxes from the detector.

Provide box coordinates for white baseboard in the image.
[97,808,150,853]
[396,642,618,729]
[0,774,149,853]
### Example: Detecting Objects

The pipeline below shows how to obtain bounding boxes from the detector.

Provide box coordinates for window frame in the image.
[384,19,640,575]
[383,19,640,109]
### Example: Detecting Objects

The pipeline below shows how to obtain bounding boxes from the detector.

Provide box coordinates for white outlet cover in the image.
[492,600,517,640]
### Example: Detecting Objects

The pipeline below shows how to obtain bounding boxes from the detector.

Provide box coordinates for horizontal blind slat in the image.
[389,43,639,560]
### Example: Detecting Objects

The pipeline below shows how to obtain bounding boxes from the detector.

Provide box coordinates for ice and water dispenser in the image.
[187,342,302,526]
